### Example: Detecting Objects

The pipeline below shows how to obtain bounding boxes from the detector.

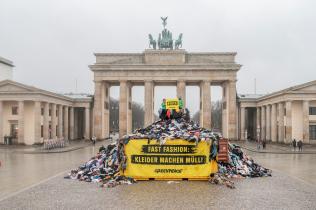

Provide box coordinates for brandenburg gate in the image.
[90,18,241,140]
[90,50,240,139]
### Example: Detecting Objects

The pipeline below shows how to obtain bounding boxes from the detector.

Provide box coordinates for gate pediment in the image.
[0,80,36,92]
[289,80,316,92]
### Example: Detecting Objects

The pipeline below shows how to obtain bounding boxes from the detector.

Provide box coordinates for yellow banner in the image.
[122,139,218,180]
[166,98,179,110]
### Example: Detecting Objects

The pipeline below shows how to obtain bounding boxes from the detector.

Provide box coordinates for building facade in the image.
[238,80,316,144]
[1,52,316,145]
[0,56,13,81]
[0,80,92,145]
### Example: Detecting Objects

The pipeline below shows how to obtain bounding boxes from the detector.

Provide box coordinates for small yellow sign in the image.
[166,98,179,109]
[122,139,218,180]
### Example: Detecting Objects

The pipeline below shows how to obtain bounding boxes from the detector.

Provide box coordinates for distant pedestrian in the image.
[297,140,303,151]
[257,139,261,150]
[292,139,297,151]
[247,135,251,141]
[262,140,266,150]
[91,136,96,145]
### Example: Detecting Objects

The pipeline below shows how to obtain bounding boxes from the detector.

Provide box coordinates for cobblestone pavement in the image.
[1,140,316,209]
[233,140,316,153]
[246,151,316,185]
[0,171,315,210]
[0,140,112,199]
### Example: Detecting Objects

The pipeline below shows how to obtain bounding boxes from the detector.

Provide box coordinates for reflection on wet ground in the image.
[0,142,105,199]
[0,140,315,200]
[247,151,316,185]
[0,171,315,210]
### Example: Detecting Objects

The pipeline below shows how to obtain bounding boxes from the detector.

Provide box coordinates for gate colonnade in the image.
[90,49,241,140]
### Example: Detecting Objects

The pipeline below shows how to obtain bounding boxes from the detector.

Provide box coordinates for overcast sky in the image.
[1,0,316,114]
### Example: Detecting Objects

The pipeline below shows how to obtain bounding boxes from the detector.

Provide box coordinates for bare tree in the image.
[211,101,222,131]
[191,100,222,131]
[109,98,119,132]
[192,111,200,124]
[109,98,145,132]
[132,102,144,130]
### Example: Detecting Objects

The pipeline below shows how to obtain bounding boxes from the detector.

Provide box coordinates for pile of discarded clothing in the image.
[220,143,272,178]
[65,116,271,189]
[65,142,136,188]
[209,143,272,188]
[124,117,220,145]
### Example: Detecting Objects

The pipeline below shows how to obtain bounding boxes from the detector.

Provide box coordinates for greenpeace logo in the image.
[166,101,178,106]
[154,169,183,173]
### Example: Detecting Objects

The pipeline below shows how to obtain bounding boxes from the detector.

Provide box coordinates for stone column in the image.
[302,100,309,143]
[18,101,25,144]
[119,80,128,137]
[271,104,277,142]
[177,80,186,108]
[0,101,3,144]
[43,102,49,140]
[51,104,57,139]
[240,107,246,140]
[69,107,74,140]
[227,81,237,139]
[63,106,69,139]
[261,106,266,140]
[127,82,133,134]
[221,84,228,138]
[34,101,41,144]
[266,105,271,141]
[278,103,285,143]
[84,107,90,139]
[144,80,154,127]
[57,104,63,138]
[200,81,211,129]
[256,107,261,141]
[104,82,110,137]
[93,81,105,139]
[285,101,292,143]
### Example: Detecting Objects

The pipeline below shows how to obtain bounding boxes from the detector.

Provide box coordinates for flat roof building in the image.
[238,80,316,144]
[0,56,14,81]
[0,80,92,145]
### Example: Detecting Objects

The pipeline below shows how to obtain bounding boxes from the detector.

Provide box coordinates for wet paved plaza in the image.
[0,142,316,209]
[0,142,103,199]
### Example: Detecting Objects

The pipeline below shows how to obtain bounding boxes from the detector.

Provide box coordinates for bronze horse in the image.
[175,33,183,49]
[148,34,156,49]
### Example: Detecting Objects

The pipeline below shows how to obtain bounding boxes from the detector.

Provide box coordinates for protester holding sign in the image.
[160,98,184,120]
[179,97,183,109]
[159,98,167,120]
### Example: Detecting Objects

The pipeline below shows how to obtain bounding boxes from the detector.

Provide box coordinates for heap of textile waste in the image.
[65,116,271,188]
[209,143,272,188]
[123,116,219,145]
